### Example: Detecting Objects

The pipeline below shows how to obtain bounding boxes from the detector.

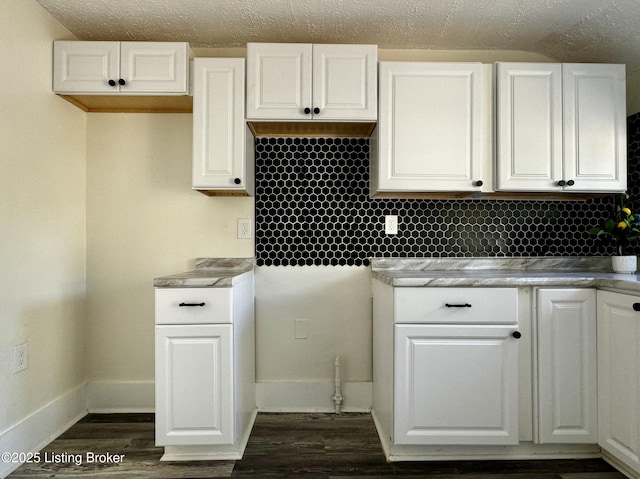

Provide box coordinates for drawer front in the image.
[395,287,518,324]
[155,288,232,324]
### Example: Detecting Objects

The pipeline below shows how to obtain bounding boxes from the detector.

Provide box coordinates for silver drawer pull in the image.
[179,302,205,307]
[445,303,472,308]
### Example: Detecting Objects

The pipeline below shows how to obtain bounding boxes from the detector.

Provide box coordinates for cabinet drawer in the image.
[394,288,517,324]
[155,288,232,324]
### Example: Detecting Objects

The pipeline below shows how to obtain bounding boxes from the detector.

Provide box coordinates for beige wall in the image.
[628,70,640,115]
[85,114,253,384]
[0,0,86,432]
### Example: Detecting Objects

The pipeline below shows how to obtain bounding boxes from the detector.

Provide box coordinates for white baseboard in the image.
[256,381,372,412]
[0,383,87,479]
[86,380,155,413]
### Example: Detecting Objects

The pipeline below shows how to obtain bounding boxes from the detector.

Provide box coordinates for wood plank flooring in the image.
[8,413,626,478]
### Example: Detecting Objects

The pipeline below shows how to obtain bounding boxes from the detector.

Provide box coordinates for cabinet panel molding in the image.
[537,288,597,444]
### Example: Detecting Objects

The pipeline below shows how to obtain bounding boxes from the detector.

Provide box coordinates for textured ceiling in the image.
[36,0,640,73]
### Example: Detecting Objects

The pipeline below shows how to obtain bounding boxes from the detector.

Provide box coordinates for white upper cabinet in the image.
[373,62,489,193]
[246,43,377,121]
[53,41,191,95]
[192,58,253,196]
[496,62,626,193]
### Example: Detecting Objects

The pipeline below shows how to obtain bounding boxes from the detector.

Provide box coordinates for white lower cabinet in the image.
[154,275,255,460]
[372,281,608,462]
[598,290,640,475]
[536,288,597,444]
[155,324,233,445]
[395,324,519,445]
[373,283,521,450]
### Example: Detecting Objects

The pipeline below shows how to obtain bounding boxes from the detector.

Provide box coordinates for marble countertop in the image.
[153,258,254,288]
[370,257,640,294]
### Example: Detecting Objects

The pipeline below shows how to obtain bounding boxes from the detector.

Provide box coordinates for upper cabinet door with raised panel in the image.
[119,42,189,93]
[563,63,627,192]
[53,41,190,95]
[246,43,376,121]
[496,62,626,193]
[192,58,250,194]
[496,63,563,191]
[312,44,377,120]
[375,62,487,192]
[53,41,120,93]
[246,43,312,120]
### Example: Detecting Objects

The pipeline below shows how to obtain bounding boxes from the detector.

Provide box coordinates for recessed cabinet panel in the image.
[394,324,519,445]
[246,43,312,119]
[246,43,376,121]
[496,63,563,191]
[192,58,251,194]
[598,290,640,473]
[376,62,486,192]
[155,324,233,446]
[53,41,191,98]
[563,64,627,192]
[496,62,626,193]
[312,44,377,120]
[53,41,120,93]
[120,42,188,93]
[537,289,597,444]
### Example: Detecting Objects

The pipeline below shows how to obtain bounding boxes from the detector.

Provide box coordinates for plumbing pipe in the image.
[332,356,344,414]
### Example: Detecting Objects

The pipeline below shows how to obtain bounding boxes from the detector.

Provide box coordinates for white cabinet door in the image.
[376,62,487,192]
[394,324,519,445]
[53,41,120,93]
[563,64,627,192]
[53,41,189,95]
[192,58,251,194]
[598,290,640,474]
[496,63,563,191]
[312,44,377,120]
[537,289,597,443]
[496,62,626,193]
[155,324,233,446]
[246,43,376,120]
[119,42,189,93]
[246,43,312,120]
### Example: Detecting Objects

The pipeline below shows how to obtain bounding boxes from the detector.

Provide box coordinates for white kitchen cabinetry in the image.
[192,58,254,196]
[395,323,519,445]
[155,276,255,460]
[155,324,233,445]
[597,290,640,476]
[372,62,490,195]
[373,283,520,449]
[246,43,377,121]
[536,288,597,444]
[53,41,190,94]
[496,63,626,193]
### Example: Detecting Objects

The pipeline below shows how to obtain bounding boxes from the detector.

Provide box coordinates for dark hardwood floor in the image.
[8,413,626,478]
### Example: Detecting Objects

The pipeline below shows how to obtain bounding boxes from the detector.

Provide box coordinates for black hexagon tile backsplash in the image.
[255,114,640,266]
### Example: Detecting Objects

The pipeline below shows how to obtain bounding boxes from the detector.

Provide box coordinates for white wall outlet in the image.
[13,343,28,373]
[385,215,398,235]
[294,319,309,339]
[237,218,252,239]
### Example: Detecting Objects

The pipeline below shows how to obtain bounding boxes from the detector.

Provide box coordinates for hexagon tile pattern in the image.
[255,114,640,266]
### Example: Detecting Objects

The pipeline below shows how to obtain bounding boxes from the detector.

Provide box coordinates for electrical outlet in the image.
[385,215,398,235]
[237,218,252,239]
[13,343,28,373]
